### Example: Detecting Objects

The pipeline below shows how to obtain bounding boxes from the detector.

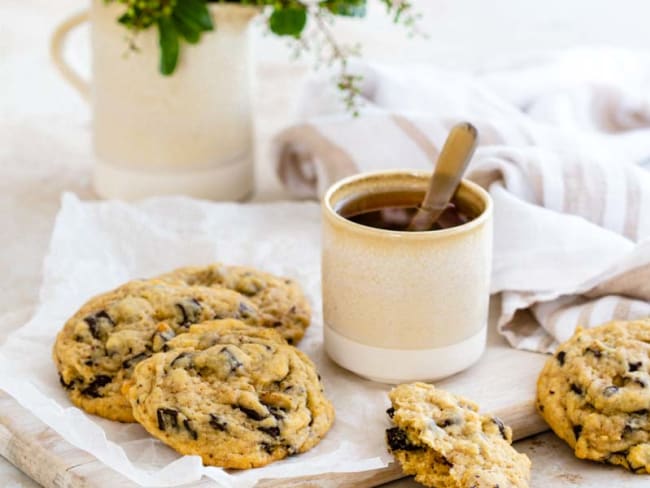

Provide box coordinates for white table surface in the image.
[3,1,650,486]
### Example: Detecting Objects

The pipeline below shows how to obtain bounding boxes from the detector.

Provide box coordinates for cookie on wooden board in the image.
[156,264,311,345]
[537,319,650,473]
[124,320,334,469]
[53,280,261,422]
[386,382,531,488]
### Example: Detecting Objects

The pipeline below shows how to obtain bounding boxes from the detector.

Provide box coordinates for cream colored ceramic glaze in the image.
[322,170,493,354]
[83,1,257,199]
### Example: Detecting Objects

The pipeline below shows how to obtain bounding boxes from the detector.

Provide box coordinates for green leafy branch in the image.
[106,0,421,113]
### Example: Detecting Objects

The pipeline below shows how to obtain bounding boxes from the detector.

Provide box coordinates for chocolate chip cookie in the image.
[537,319,650,473]
[386,382,531,488]
[124,320,334,469]
[53,280,261,422]
[156,264,311,344]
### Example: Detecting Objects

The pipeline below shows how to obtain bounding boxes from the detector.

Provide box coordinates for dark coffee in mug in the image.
[337,190,475,231]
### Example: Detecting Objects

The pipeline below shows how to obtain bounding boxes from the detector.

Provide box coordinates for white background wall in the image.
[252,0,650,68]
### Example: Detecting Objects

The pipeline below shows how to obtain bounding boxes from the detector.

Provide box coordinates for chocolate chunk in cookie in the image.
[386,382,530,488]
[124,320,334,468]
[156,264,311,344]
[537,319,650,473]
[53,280,262,422]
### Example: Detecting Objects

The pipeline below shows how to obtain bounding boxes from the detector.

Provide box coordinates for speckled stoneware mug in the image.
[322,170,493,383]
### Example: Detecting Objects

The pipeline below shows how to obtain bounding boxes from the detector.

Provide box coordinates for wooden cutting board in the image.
[0,309,550,487]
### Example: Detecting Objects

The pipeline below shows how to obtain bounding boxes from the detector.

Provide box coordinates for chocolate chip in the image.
[176,298,202,327]
[170,351,193,369]
[152,327,176,351]
[440,456,453,467]
[209,414,227,431]
[607,449,630,468]
[556,351,566,366]
[81,375,112,398]
[584,347,602,358]
[261,442,274,454]
[122,352,149,370]
[386,407,395,419]
[157,408,179,431]
[237,302,255,319]
[629,361,643,372]
[573,424,583,440]
[271,321,282,328]
[386,427,420,451]
[633,409,648,415]
[438,418,458,428]
[570,383,583,395]
[492,417,507,440]
[634,378,647,388]
[538,404,545,412]
[84,311,115,341]
[219,346,242,374]
[289,305,297,314]
[237,405,268,421]
[259,426,280,438]
[183,419,198,440]
[603,386,619,397]
[267,406,286,421]
[59,374,74,390]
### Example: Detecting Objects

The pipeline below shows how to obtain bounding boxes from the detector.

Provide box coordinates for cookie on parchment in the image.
[156,264,311,344]
[125,320,334,469]
[386,382,531,488]
[53,280,261,422]
[537,319,650,473]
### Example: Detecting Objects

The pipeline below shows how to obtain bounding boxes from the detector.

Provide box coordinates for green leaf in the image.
[319,0,367,17]
[157,17,180,75]
[173,14,201,44]
[175,0,214,32]
[269,6,307,37]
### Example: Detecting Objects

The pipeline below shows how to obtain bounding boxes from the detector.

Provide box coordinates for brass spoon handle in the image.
[408,122,478,231]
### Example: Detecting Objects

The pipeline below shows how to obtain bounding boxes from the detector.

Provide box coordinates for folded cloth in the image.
[273,48,650,353]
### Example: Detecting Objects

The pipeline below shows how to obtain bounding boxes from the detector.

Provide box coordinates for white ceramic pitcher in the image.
[52,1,258,200]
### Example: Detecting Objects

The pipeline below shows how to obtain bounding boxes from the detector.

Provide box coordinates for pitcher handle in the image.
[50,11,91,102]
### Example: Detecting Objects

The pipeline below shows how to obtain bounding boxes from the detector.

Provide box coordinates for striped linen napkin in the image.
[273,49,650,353]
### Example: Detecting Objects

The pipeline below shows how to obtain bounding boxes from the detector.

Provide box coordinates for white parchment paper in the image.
[0,194,393,487]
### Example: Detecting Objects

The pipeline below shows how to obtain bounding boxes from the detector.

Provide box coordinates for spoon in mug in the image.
[407,122,479,231]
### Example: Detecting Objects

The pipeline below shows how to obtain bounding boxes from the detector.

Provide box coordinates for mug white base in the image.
[324,324,487,384]
[93,153,253,201]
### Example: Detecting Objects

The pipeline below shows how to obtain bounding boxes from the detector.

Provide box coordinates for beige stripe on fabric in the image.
[391,115,439,165]
[586,262,650,301]
[539,295,596,341]
[537,331,557,352]
[543,308,569,339]
[624,170,641,241]
[279,125,359,186]
[563,160,584,215]
[576,301,596,328]
[612,299,632,320]
[526,159,545,206]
